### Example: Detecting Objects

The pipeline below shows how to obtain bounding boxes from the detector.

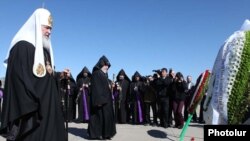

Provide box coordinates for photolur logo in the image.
[204,125,250,141]
[208,129,247,136]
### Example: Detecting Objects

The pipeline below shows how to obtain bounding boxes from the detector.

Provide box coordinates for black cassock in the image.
[76,77,91,122]
[60,76,77,122]
[129,71,144,124]
[0,41,66,141]
[76,67,91,123]
[88,56,116,139]
[114,79,130,123]
[130,81,144,124]
[114,69,130,124]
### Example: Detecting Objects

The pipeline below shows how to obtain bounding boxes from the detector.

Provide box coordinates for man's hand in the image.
[134,86,138,91]
[82,84,89,88]
[117,86,122,90]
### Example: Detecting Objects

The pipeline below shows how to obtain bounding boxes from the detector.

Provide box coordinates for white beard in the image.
[42,36,51,50]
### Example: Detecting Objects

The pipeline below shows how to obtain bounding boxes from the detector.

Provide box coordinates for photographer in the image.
[170,72,188,129]
[143,76,157,126]
[154,68,172,128]
[168,69,175,127]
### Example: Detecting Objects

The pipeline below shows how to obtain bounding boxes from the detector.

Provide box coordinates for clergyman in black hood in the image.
[113,69,130,123]
[129,71,144,124]
[76,66,92,123]
[88,55,116,140]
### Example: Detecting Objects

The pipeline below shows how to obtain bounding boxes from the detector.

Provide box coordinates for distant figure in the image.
[113,69,130,124]
[60,73,77,122]
[130,71,144,124]
[143,76,157,126]
[88,56,116,140]
[168,69,175,126]
[155,68,172,128]
[76,66,92,123]
[171,72,188,129]
[0,8,67,141]
[184,75,197,122]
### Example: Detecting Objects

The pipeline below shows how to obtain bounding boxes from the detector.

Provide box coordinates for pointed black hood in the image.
[69,73,76,83]
[116,69,131,82]
[93,55,111,72]
[132,71,142,82]
[76,66,91,82]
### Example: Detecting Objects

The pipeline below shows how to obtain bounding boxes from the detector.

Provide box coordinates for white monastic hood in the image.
[4,8,55,77]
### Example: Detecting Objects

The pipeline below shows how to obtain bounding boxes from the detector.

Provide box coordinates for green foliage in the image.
[228,31,250,124]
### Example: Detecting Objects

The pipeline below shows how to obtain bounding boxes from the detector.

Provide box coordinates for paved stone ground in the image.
[0,122,204,141]
[0,105,204,141]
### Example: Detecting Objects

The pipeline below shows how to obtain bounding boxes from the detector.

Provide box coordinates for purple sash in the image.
[82,88,89,120]
[136,92,143,123]
[112,90,119,101]
[113,91,119,99]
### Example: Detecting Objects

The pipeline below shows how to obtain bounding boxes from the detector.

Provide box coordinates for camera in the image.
[153,73,159,79]
[152,69,161,74]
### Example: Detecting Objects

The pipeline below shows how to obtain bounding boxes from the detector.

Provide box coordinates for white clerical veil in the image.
[4,8,55,77]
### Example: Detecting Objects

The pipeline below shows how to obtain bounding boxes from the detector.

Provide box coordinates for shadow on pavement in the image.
[147,129,174,141]
[68,127,88,139]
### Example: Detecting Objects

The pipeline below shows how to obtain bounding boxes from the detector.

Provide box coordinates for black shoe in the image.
[178,125,183,129]
[191,120,197,123]
[104,137,111,140]
[199,120,205,124]
[74,118,83,123]
[162,124,168,128]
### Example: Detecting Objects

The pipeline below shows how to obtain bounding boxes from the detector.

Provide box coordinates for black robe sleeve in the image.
[0,41,40,140]
[90,70,109,107]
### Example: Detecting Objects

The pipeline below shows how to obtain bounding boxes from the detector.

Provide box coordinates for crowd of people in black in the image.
[0,60,207,140]
[58,66,206,130]
[0,8,208,140]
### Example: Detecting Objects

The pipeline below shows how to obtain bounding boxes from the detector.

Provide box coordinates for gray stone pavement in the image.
[0,122,204,141]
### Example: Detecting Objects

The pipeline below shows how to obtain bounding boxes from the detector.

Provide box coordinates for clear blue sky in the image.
[0,0,250,81]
